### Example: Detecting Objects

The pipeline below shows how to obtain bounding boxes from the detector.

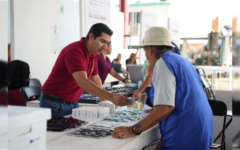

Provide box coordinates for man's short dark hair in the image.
[152,45,173,59]
[86,23,113,40]
[131,53,135,56]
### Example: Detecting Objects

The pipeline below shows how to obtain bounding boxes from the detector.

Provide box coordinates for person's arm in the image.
[112,59,176,138]
[112,105,174,139]
[134,59,137,64]
[109,68,130,83]
[90,74,103,89]
[90,74,105,101]
[113,60,118,64]
[72,71,130,106]
[137,105,174,132]
[133,65,153,100]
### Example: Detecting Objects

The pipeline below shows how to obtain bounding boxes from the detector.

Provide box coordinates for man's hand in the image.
[154,137,161,150]
[99,98,106,101]
[111,94,131,106]
[132,89,142,101]
[124,80,130,84]
[112,126,136,139]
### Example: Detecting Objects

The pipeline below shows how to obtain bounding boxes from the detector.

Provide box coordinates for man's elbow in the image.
[162,106,174,118]
[168,106,175,112]
[156,105,174,113]
[77,78,88,89]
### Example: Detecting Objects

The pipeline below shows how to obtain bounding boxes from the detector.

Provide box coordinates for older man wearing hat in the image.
[112,27,213,150]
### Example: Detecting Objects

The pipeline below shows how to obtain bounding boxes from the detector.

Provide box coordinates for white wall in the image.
[108,9,124,64]
[127,0,232,43]
[8,0,10,44]
[0,0,8,61]
[108,2,138,69]
[129,5,170,28]
[60,0,80,50]
[11,0,60,85]
[128,5,170,47]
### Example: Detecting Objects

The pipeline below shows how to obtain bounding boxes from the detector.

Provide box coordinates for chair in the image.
[8,89,26,106]
[196,68,232,148]
[0,87,8,105]
[20,86,41,102]
[29,78,42,87]
[196,68,216,100]
[208,100,227,150]
[232,100,240,148]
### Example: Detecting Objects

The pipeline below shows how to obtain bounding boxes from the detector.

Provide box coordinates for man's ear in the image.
[89,33,94,41]
[149,46,154,56]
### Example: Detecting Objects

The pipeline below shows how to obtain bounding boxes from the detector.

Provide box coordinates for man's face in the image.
[89,32,111,54]
[144,46,153,64]
[106,44,112,54]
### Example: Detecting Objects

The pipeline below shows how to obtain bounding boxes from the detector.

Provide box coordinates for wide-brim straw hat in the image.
[139,27,175,48]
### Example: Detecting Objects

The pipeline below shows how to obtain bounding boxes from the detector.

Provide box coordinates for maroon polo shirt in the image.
[97,53,112,84]
[41,37,98,102]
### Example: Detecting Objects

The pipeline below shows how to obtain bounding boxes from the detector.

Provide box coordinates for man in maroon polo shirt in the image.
[40,23,130,117]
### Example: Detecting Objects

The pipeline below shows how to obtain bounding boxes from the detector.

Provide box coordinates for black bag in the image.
[8,60,30,90]
[0,60,7,88]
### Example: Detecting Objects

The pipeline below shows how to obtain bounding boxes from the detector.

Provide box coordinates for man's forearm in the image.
[90,76,103,89]
[113,73,124,81]
[138,65,153,93]
[137,105,174,132]
[110,69,124,81]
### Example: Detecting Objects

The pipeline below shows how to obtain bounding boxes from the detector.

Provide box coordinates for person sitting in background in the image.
[126,53,137,70]
[126,53,137,65]
[98,43,130,85]
[112,54,121,64]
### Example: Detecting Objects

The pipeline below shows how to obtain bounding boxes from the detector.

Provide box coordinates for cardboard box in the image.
[0,107,7,150]
[8,106,51,150]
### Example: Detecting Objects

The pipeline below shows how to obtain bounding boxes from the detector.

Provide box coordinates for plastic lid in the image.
[8,105,51,129]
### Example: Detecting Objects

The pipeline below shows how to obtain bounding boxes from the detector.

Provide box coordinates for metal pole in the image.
[119,0,129,49]
[208,49,211,66]
[182,40,188,58]
[221,37,224,66]
[129,36,131,49]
